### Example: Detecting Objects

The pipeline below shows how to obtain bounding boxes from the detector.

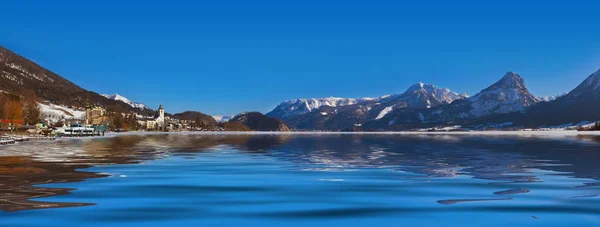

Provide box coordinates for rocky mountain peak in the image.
[468,72,539,117]
[400,82,466,107]
[406,82,435,92]
[565,68,600,99]
[483,72,526,92]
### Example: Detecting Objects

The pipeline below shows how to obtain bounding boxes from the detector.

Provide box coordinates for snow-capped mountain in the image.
[466,72,539,117]
[270,82,467,130]
[495,68,600,127]
[538,95,564,102]
[373,71,567,129]
[274,72,552,130]
[368,82,468,121]
[267,97,366,120]
[212,115,234,122]
[267,82,468,123]
[101,93,149,110]
[394,82,468,108]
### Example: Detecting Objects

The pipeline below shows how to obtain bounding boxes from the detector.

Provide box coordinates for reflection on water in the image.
[0,135,294,211]
[0,134,599,226]
[0,156,97,211]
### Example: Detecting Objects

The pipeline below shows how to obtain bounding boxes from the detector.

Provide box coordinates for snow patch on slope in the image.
[375,106,394,120]
[39,102,86,122]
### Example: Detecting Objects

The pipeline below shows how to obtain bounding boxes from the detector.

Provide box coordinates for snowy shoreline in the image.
[3,130,600,147]
[106,130,600,136]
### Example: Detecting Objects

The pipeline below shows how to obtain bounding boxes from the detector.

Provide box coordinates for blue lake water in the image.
[0,134,599,226]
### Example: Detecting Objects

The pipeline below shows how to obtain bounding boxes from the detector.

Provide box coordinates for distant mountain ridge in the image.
[268,82,468,130]
[538,94,565,102]
[267,97,370,120]
[212,115,234,122]
[270,70,600,131]
[101,93,150,110]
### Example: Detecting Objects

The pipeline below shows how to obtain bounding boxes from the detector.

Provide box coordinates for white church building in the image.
[144,105,166,130]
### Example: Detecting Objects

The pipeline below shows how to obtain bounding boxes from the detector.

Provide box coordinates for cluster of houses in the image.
[85,104,169,130]
[85,104,199,132]
[1,104,202,137]
[139,105,167,130]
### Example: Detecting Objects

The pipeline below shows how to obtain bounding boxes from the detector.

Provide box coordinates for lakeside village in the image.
[0,102,217,145]
[2,98,600,145]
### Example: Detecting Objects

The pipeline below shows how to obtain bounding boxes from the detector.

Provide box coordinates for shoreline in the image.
[110,130,600,136]
[3,130,600,146]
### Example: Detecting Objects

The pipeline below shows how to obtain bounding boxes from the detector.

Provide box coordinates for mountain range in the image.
[505,69,600,127]
[267,82,471,130]
[268,70,600,130]
[2,45,599,131]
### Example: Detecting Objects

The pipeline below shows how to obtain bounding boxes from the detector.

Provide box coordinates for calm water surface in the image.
[0,134,599,226]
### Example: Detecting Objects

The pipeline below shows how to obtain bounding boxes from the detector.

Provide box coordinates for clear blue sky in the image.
[2,0,599,115]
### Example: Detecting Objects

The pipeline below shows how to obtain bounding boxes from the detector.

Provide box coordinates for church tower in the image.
[159,104,164,119]
[156,104,166,131]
